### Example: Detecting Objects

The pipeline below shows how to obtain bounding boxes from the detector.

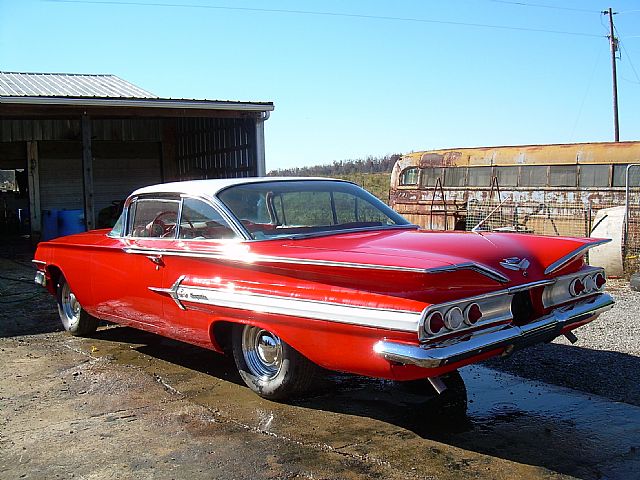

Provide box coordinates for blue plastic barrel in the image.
[58,209,85,236]
[42,209,59,240]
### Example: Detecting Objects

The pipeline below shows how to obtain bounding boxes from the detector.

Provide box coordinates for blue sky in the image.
[1,0,639,170]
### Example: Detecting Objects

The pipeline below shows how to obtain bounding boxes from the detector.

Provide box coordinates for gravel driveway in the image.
[485,279,640,406]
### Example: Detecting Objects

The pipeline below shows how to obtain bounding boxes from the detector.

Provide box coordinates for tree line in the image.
[267,154,400,177]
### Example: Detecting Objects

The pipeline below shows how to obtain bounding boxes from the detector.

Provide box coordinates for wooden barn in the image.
[0,72,273,241]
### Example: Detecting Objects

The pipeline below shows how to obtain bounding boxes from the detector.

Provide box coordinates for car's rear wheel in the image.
[232,324,319,400]
[56,276,98,336]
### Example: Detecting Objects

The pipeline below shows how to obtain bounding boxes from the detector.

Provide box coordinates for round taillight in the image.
[464,303,483,325]
[426,311,445,335]
[594,272,606,289]
[445,307,464,330]
[583,275,595,293]
[570,278,585,296]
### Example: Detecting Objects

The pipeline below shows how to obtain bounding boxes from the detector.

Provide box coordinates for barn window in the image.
[399,167,419,186]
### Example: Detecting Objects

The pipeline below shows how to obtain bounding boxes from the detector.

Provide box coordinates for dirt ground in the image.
[1,242,639,480]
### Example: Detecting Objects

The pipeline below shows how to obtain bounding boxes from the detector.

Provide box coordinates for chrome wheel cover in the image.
[60,281,81,331]
[241,326,283,380]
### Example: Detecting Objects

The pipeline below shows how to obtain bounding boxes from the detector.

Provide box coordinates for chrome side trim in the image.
[544,239,611,275]
[149,278,423,332]
[125,246,442,274]
[374,293,614,368]
[124,247,509,282]
[149,275,187,310]
[507,278,556,293]
[425,262,510,283]
[32,260,46,266]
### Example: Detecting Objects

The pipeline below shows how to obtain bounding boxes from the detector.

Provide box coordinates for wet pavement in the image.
[2,248,640,479]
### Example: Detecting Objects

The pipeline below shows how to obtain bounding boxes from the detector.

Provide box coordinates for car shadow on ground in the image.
[86,324,640,480]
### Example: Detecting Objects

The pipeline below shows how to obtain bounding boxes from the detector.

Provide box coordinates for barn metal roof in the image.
[0,72,157,98]
[0,72,274,112]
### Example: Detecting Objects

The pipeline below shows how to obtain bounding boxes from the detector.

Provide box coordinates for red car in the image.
[33,178,613,408]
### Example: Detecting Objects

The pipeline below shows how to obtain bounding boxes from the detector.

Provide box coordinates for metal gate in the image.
[624,164,640,271]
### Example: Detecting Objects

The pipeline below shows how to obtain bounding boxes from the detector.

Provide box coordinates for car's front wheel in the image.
[232,324,319,400]
[56,276,98,336]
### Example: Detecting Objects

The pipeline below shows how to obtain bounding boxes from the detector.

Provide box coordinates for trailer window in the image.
[444,167,466,187]
[579,165,610,187]
[495,166,518,187]
[613,164,630,187]
[549,165,577,187]
[520,166,547,187]
[420,167,445,188]
[399,167,419,186]
[467,166,492,187]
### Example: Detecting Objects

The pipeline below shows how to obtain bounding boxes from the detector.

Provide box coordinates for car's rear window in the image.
[218,180,411,240]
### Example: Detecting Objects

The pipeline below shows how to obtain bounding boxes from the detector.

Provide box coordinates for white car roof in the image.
[131,177,343,198]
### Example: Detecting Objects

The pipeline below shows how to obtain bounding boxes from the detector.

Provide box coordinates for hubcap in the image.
[241,326,283,380]
[60,282,81,330]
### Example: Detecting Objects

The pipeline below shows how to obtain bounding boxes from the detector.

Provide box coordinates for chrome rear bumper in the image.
[374,293,614,369]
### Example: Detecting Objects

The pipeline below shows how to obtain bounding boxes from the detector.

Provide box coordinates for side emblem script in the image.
[500,257,530,276]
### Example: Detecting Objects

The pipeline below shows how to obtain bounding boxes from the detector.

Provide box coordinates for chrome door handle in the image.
[145,255,164,268]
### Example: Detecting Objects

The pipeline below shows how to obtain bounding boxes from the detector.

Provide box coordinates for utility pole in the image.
[603,7,620,142]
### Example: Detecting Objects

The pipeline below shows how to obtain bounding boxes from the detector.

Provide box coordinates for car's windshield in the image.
[217,180,412,240]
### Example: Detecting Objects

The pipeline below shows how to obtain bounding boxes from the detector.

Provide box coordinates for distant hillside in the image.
[267,155,399,177]
[267,155,399,202]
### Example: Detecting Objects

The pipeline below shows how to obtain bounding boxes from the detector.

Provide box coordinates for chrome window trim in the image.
[179,194,247,240]
[123,195,182,239]
[544,239,611,275]
[244,224,419,242]
[120,193,245,241]
[214,179,411,240]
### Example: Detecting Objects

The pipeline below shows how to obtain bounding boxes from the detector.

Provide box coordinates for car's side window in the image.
[179,198,238,240]
[129,198,181,238]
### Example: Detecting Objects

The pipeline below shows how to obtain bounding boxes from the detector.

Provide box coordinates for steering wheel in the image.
[149,211,178,238]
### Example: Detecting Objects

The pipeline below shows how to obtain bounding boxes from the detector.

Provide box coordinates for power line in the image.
[570,49,603,140]
[618,39,640,85]
[43,0,604,38]
[613,23,640,85]
[479,0,599,14]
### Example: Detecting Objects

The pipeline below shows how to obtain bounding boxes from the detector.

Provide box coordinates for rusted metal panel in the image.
[401,141,640,167]
[390,142,640,271]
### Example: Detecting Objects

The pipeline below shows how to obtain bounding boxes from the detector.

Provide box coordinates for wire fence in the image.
[465,188,640,273]
[466,200,597,237]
